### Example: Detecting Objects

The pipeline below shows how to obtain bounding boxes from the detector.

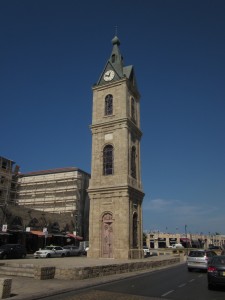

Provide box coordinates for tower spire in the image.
[110,35,123,77]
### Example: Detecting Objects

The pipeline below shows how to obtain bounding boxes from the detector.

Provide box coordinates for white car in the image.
[187,249,217,271]
[34,246,67,258]
[143,246,150,257]
[169,243,184,249]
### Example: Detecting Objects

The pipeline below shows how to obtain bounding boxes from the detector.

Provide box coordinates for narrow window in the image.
[112,54,115,63]
[2,160,7,169]
[103,145,114,175]
[133,212,138,248]
[131,146,136,179]
[131,98,136,122]
[105,94,113,116]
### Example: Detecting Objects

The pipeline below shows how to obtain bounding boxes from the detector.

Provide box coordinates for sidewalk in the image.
[0,255,183,300]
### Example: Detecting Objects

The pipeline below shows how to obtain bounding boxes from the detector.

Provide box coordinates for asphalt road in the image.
[42,264,225,300]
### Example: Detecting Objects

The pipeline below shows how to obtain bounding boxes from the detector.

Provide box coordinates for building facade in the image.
[0,156,19,208]
[146,231,225,249]
[17,167,90,239]
[88,36,144,259]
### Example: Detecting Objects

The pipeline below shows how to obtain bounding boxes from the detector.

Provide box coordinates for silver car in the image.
[34,246,67,258]
[63,246,82,256]
[187,249,217,271]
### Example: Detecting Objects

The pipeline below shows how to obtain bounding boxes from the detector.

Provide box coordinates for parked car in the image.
[168,243,184,249]
[207,255,225,290]
[0,244,27,259]
[63,245,82,256]
[34,246,67,258]
[187,249,217,272]
[143,246,150,257]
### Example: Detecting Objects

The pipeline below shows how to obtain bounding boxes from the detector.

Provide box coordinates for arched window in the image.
[103,145,114,175]
[131,97,136,122]
[105,94,113,116]
[131,146,136,179]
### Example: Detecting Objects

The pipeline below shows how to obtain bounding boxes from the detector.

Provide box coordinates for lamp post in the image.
[185,225,188,255]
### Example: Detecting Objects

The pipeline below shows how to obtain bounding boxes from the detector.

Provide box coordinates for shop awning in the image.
[30,230,45,236]
[180,238,190,242]
[30,231,52,237]
[66,233,83,240]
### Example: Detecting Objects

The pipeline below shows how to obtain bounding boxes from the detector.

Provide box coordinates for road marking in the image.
[161,290,174,297]
[189,279,195,282]
[178,283,186,287]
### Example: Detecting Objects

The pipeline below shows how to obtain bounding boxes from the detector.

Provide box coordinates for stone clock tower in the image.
[88,36,144,259]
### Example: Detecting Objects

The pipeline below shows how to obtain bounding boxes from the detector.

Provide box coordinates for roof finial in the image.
[115,25,118,37]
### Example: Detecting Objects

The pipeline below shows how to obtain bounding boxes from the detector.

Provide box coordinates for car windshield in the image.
[45,246,54,250]
[189,251,205,257]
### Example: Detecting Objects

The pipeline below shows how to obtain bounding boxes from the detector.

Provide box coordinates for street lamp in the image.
[185,225,188,255]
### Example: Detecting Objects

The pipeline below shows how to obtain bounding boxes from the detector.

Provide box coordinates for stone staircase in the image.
[0,262,35,278]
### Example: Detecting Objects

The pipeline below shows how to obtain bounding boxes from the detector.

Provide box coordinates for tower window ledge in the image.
[103,114,115,118]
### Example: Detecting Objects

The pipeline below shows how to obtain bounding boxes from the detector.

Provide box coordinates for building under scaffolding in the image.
[0,156,19,208]
[17,167,90,238]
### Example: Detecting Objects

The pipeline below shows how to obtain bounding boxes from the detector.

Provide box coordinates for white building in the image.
[17,167,90,238]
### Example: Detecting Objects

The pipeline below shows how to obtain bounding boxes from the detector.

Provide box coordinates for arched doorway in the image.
[102,213,113,258]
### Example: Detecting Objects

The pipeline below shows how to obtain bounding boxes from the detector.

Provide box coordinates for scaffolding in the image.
[0,156,20,228]
[17,168,90,237]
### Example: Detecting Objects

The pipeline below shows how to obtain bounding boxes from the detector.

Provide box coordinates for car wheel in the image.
[46,253,51,258]
[2,254,7,259]
[21,254,26,259]
[66,252,70,257]
[61,253,65,257]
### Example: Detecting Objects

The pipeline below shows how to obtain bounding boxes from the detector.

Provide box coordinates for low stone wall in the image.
[55,257,180,280]
[34,266,55,280]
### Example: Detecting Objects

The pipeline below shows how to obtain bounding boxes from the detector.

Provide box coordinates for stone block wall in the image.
[0,278,12,299]
[55,257,180,280]
[34,266,55,280]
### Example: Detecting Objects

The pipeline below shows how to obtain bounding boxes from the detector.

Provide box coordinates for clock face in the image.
[103,70,115,81]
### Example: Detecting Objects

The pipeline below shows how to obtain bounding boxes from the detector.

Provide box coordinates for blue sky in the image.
[1,1,225,235]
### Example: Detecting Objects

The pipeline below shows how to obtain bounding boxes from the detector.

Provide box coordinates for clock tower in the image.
[88,36,144,259]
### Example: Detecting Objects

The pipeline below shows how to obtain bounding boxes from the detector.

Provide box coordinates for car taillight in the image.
[208,266,217,273]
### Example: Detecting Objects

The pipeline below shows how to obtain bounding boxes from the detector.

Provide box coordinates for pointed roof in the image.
[109,36,124,77]
[96,36,138,92]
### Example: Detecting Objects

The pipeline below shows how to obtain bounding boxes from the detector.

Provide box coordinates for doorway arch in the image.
[102,212,113,258]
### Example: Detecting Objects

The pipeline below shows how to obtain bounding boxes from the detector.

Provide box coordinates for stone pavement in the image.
[0,255,184,300]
